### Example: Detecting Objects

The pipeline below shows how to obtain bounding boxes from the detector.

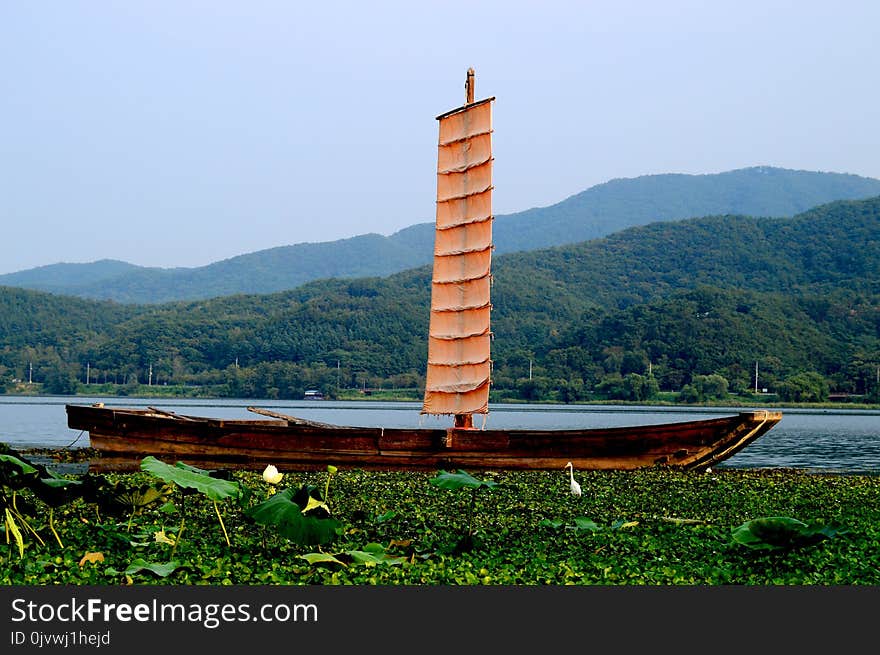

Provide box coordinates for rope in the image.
[65,430,85,448]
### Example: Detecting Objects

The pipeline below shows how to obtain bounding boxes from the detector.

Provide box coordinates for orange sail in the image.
[422,73,495,418]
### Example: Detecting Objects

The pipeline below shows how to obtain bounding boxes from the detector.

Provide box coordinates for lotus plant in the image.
[262,464,283,495]
[429,469,500,553]
[324,465,337,507]
[140,457,243,548]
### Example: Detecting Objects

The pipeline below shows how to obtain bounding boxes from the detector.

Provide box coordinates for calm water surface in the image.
[1,395,878,473]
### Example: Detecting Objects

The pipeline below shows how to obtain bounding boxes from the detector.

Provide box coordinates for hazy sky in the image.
[3,1,879,275]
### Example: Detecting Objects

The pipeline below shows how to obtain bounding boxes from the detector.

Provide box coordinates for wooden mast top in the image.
[435,68,494,120]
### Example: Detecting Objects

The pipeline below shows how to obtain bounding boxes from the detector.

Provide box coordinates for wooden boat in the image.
[65,403,781,472]
[65,69,782,472]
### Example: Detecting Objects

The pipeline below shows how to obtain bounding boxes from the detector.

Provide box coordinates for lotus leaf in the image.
[244,486,341,546]
[0,454,39,490]
[122,558,185,578]
[429,469,499,491]
[573,517,602,531]
[731,516,847,550]
[300,552,345,566]
[141,456,240,501]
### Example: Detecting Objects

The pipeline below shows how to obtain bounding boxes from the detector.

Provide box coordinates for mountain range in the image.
[2,166,880,304]
[2,193,878,400]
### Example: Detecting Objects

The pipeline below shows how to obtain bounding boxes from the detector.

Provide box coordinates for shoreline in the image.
[3,390,879,412]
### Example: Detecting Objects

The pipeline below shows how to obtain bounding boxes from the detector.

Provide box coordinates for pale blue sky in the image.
[2,0,878,274]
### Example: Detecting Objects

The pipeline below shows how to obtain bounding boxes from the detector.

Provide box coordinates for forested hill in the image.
[3,166,880,304]
[1,196,877,399]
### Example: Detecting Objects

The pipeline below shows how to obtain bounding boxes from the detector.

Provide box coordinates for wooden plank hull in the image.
[66,403,782,473]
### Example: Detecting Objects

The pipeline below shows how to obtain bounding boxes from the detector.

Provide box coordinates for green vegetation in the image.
[1,449,877,585]
[3,167,879,304]
[1,196,879,405]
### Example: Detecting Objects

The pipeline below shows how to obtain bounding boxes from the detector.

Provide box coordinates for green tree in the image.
[556,377,586,403]
[692,374,729,400]
[621,373,659,401]
[678,384,701,403]
[517,377,551,401]
[595,373,625,399]
[777,372,829,402]
[44,368,78,395]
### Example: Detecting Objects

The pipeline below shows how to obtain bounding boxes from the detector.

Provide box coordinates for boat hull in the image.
[66,404,782,472]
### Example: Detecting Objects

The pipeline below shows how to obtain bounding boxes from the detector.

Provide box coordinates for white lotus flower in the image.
[262,464,283,485]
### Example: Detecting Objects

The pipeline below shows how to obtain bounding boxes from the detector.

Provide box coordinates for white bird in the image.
[565,461,582,497]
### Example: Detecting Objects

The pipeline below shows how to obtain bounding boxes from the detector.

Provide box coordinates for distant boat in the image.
[303,390,325,400]
[65,69,782,472]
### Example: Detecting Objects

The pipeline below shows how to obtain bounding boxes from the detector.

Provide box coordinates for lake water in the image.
[2,395,879,473]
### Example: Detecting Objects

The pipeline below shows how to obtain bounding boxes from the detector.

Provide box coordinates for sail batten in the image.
[436,163,493,203]
[436,190,492,228]
[432,249,492,282]
[423,81,495,419]
[434,222,493,257]
[429,275,491,312]
[437,133,493,173]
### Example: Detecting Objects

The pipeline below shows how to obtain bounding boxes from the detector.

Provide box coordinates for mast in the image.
[421,69,495,428]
